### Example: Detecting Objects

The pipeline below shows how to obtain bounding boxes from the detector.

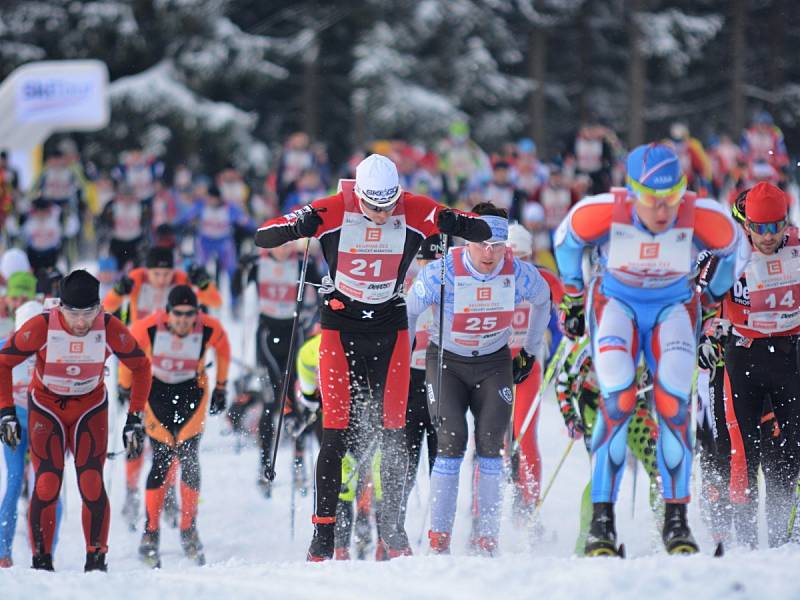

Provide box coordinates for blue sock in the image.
[476,456,504,539]
[430,456,463,534]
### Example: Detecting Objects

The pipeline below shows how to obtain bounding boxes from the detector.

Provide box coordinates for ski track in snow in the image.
[1,287,799,599]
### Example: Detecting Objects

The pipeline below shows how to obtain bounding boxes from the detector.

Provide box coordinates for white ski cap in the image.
[354,154,402,207]
[508,223,533,258]
[0,248,30,281]
[15,299,43,331]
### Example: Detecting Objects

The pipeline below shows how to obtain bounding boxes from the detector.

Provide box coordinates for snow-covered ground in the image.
[2,290,800,599]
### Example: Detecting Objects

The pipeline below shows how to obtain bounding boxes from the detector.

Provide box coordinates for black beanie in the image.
[60,269,100,308]
[146,246,175,269]
[167,285,198,309]
[416,235,442,260]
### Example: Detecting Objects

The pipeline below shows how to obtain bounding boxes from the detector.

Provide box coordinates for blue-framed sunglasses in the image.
[747,218,788,235]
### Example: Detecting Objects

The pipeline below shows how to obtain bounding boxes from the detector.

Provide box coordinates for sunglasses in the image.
[61,304,100,318]
[359,197,396,213]
[747,218,787,235]
[628,175,686,208]
[478,241,507,252]
[171,308,197,317]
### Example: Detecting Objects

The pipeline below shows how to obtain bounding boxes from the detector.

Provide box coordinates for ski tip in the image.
[714,542,724,558]
[617,543,626,559]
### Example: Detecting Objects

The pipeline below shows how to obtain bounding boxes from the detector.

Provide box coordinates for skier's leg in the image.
[0,408,27,564]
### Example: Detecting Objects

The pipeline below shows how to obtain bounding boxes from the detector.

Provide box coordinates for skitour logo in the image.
[22,79,93,111]
[640,243,660,259]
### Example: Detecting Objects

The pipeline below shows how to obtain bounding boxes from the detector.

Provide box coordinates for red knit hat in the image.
[745,182,789,223]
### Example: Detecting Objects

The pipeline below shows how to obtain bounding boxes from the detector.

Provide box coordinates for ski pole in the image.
[264,238,311,482]
[510,337,569,456]
[432,234,449,428]
[532,438,575,517]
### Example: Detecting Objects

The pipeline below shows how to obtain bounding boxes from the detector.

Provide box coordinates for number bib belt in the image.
[450,246,515,351]
[334,181,406,305]
[151,316,203,384]
[258,254,298,319]
[606,188,695,289]
[742,230,800,334]
[42,310,106,396]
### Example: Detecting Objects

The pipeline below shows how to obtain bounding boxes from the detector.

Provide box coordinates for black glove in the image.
[290,205,324,238]
[436,209,492,242]
[559,293,585,339]
[188,264,211,290]
[287,392,320,437]
[122,413,145,459]
[113,275,134,296]
[210,387,227,415]
[695,251,720,295]
[117,385,131,407]
[238,253,258,268]
[0,407,21,450]
[697,335,722,370]
[512,349,536,384]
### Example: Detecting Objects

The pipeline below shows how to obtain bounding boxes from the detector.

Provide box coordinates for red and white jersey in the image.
[24,211,62,250]
[112,200,143,241]
[126,163,156,200]
[575,137,603,173]
[41,167,78,201]
[136,283,170,320]
[509,302,531,354]
[606,188,696,289]
[725,228,800,338]
[334,180,407,305]
[450,246,515,351]
[411,307,433,369]
[258,252,299,319]
[151,316,203,384]
[41,309,106,396]
[540,186,573,230]
[200,204,232,239]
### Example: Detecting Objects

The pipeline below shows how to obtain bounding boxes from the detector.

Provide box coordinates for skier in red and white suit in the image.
[0,270,151,572]
[255,154,491,561]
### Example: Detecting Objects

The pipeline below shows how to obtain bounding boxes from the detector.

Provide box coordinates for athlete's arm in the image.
[206,316,230,387]
[107,316,151,413]
[405,260,439,349]
[119,318,152,390]
[554,194,614,294]
[406,195,491,242]
[0,315,46,410]
[517,261,552,356]
[254,194,343,248]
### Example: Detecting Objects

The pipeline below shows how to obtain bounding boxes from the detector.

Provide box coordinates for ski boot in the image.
[84,549,107,572]
[257,475,272,498]
[662,503,698,555]
[32,553,54,571]
[307,517,335,562]
[121,487,140,532]
[475,536,499,557]
[334,546,351,560]
[181,526,206,566]
[138,530,161,569]
[163,485,179,528]
[585,502,623,557]
[0,557,12,568]
[383,526,412,559]
[428,530,451,555]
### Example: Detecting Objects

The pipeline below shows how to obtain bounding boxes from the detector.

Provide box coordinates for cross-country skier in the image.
[255,153,491,561]
[554,143,748,555]
[0,270,151,571]
[406,203,551,556]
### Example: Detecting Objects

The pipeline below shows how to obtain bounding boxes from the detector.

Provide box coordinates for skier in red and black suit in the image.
[255,153,491,561]
[0,270,151,572]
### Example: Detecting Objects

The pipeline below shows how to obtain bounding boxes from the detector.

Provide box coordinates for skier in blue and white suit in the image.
[406,202,551,556]
[554,142,750,556]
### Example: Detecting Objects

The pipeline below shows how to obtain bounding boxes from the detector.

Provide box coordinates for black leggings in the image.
[726,335,800,547]
[425,344,513,458]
